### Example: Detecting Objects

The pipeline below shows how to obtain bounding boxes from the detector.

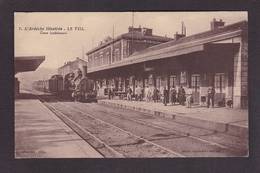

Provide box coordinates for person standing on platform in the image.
[156,87,160,102]
[136,85,142,101]
[153,87,158,102]
[148,86,153,101]
[127,87,132,101]
[207,86,215,108]
[108,87,112,100]
[140,86,144,101]
[109,85,115,100]
[159,87,164,102]
[178,86,186,105]
[170,86,177,105]
[163,87,168,106]
[182,87,186,105]
[186,88,193,108]
[178,86,182,105]
[144,86,149,102]
[146,86,150,101]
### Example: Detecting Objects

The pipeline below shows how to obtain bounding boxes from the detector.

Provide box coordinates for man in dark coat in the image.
[178,86,186,105]
[108,87,112,100]
[207,86,215,108]
[163,87,168,106]
[169,86,177,105]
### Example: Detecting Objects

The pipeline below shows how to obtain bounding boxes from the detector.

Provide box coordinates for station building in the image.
[86,19,248,109]
[86,26,173,95]
[57,57,88,78]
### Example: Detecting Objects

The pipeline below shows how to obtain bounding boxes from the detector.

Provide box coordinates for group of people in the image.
[106,84,216,108]
[108,86,115,100]
[162,86,187,106]
[124,85,188,107]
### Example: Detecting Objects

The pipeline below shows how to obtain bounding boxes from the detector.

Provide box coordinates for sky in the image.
[15,12,247,69]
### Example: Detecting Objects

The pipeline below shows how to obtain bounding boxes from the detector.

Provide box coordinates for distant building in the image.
[87,20,248,109]
[58,57,88,78]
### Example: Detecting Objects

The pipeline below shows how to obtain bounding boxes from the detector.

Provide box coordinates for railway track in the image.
[63,102,247,157]
[78,104,234,149]
[90,103,248,152]
[38,96,185,157]
[34,91,247,157]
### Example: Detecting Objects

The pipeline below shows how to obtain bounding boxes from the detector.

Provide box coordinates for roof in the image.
[134,20,248,56]
[58,57,87,70]
[88,20,247,74]
[86,32,173,55]
[15,56,45,74]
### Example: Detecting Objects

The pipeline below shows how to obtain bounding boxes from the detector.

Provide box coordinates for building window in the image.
[94,56,97,66]
[114,48,120,62]
[123,40,128,58]
[100,55,103,65]
[106,52,110,64]
[111,48,115,63]
[148,75,153,86]
[191,74,200,91]
[144,79,148,87]
[170,75,176,87]
[91,56,94,66]
[96,56,99,66]
[214,73,225,93]
[161,77,167,88]
[156,77,161,88]
[88,57,91,68]
[180,71,187,85]
[98,56,101,66]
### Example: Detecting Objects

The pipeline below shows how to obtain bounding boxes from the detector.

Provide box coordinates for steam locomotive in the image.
[32,73,97,102]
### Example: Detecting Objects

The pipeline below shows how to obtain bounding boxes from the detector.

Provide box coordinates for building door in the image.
[156,76,161,88]
[214,73,226,104]
[125,78,129,91]
[114,78,119,91]
[214,73,225,93]
[169,75,177,87]
[191,74,200,103]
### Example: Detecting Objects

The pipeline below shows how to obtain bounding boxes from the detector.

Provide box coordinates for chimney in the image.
[181,21,186,36]
[174,22,186,40]
[210,18,225,30]
[174,32,185,40]
[142,27,153,36]
[128,26,142,33]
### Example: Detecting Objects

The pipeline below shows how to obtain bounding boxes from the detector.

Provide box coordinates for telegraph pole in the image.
[112,24,115,64]
[131,11,135,55]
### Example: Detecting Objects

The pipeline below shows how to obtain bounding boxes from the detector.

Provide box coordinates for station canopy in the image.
[15,56,45,74]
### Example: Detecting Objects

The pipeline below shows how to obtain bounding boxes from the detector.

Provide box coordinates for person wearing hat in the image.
[207,86,215,108]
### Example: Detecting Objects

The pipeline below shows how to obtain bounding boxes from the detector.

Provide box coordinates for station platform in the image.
[99,99,248,138]
[15,93,103,158]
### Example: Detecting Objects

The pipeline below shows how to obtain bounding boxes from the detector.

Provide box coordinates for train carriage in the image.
[33,73,97,102]
[49,75,63,94]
